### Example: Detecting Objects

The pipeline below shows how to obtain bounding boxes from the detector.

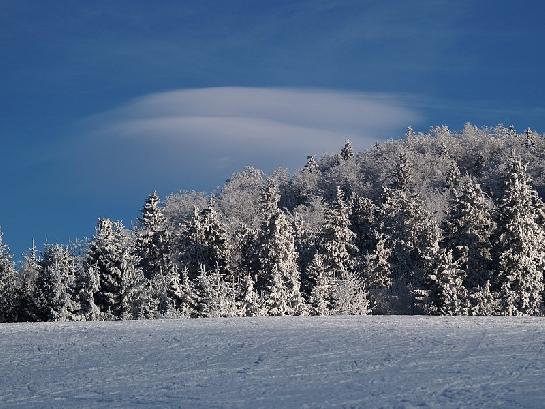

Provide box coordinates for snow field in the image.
[1,316,545,408]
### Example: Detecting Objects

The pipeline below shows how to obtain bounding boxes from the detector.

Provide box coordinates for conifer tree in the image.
[496,157,545,315]
[469,280,497,316]
[340,139,354,160]
[303,155,319,173]
[179,268,198,317]
[85,218,133,318]
[264,265,290,316]
[236,223,260,281]
[330,271,370,315]
[307,254,331,315]
[0,230,18,322]
[182,199,232,280]
[350,195,377,259]
[136,191,176,280]
[364,232,392,289]
[35,245,77,321]
[257,182,305,315]
[321,186,358,281]
[378,154,440,313]
[238,273,262,316]
[193,265,236,317]
[73,264,100,321]
[17,243,40,321]
[442,174,495,289]
[428,249,470,315]
[132,279,160,320]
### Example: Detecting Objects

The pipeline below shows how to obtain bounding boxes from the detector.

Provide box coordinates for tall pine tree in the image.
[442,173,495,290]
[35,245,78,321]
[136,192,176,280]
[496,157,545,316]
[0,229,18,322]
[257,182,305,315]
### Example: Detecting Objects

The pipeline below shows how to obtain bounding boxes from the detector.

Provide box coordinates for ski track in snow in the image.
[1,316,545,408]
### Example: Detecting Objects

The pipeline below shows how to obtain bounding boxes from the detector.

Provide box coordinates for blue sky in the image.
[2,0,545,257]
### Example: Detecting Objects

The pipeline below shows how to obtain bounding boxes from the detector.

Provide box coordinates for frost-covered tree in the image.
[340,139,354,160]
[181,199,232,280]
[496,157,545,316]
[193,265,237,318]
[0,230,18,322]
[330,272,369,315]
[17,243,41,321]
[469,280,497,316]
[321,186,357,280]
[364,232,392,289]
[35,245,77,321]
[350,195,377,259]
[179,268,198,317]
[257,182,305,315]
[73,264,100,321]
[428,249,470,316]
[85,219,138,319]
[131,279,160,320]
[304,155,319,173]
[442,174,495,289]
[136,191,176,280]
[307,254,331,315]
[238,273,262,317]
[378,155,440,313]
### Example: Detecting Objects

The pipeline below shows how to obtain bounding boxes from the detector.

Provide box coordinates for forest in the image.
[1,123,545,322]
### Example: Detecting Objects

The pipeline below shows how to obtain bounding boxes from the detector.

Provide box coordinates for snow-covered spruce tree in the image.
[17,243,41,321]
[237,273,262,317]
[469,280,498,316]
[304,155,319,173]
[179,267,198,317]
[291,155,321,206]
[320,187,370,314]
[330,271,370,315]
[257,181,306,316]
[84,218,132,319]
[235,223,260,280]
[136,191,177,280]
[0,229,18,322]
[35,244,78,321]
[495,157,545,316]
[72,264,100,321]
[442,173,495,290]
[193,265,237,318]
[292,212,319,299]
[427,249,470,315]
[307,254,331,316]
[181,199,232,280]
[321,186,358,281]
[362,231,393,314]
[364,232,392,289]
[378,153,440,314]
[350,195,377,261]
[340,139,354,161]
[131,279,160,320]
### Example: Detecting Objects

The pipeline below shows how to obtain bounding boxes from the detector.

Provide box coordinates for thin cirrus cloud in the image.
[80,87,422,190]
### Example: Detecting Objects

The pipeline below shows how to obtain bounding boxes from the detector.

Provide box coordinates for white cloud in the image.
[86,87,421,172]
[66,87,422,197]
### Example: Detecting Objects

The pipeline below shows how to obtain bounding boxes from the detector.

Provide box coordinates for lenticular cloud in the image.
[88,87,420,170]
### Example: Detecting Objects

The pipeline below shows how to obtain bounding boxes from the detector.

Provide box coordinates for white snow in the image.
[2,316,545,408]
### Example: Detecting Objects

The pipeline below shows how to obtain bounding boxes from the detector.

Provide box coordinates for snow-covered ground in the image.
[1,316,545,408]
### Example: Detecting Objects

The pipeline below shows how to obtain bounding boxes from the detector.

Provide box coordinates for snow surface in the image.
[1,316,545,408]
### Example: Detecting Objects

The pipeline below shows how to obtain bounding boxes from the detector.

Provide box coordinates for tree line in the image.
[1,123,545,322]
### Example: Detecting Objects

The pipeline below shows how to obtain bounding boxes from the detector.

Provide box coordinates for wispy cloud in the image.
[85,87,421,171]
[59,86,423,199]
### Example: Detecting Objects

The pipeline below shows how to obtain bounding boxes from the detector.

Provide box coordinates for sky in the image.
[2,0,545,257]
